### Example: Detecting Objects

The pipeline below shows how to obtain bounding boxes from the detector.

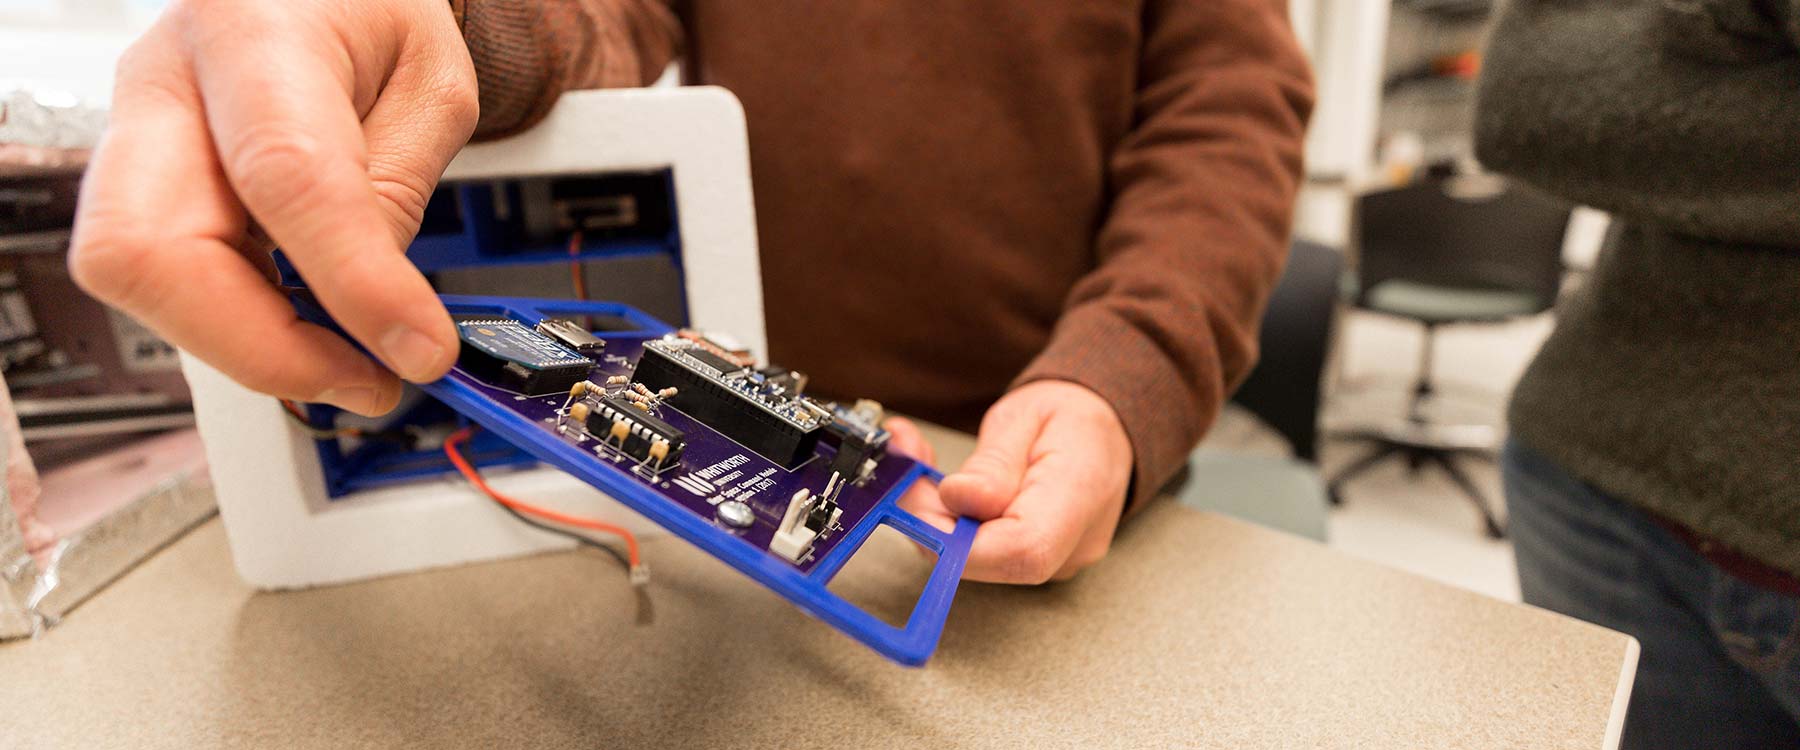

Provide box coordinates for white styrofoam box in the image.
[186,86,764,589]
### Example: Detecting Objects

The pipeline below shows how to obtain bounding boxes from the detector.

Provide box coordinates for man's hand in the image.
[892,380,1133,584]
[69,0,478,416]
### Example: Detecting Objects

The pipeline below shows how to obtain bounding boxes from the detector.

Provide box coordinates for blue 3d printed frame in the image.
[294,293,977,666]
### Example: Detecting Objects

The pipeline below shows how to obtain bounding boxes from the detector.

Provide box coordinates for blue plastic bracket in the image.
[295,293,976,665]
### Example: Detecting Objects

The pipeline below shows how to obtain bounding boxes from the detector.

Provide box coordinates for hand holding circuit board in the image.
[359,296,979,663]
[453,309,1134,587]
[67,0,1136,605]
[891,380,1133,585]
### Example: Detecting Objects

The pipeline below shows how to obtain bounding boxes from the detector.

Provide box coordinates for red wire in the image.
[443,427,641,567]
[567,230,589,301]
[279,399,362,438]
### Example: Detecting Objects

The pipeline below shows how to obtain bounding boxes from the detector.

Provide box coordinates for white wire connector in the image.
[629,564,651,587]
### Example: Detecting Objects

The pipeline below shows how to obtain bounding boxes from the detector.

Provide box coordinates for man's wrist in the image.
[1011,305,1220,513]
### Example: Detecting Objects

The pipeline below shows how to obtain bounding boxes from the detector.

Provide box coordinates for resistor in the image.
[656,387,678,399]
[632,383,654,397]
[606,375,629,385]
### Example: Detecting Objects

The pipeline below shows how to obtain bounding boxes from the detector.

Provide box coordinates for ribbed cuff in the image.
[457,1,560,139]
[1013,304,1220,513]
[454,0,683,140]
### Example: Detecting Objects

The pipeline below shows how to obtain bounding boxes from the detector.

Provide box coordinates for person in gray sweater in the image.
[1474,0,1800,746]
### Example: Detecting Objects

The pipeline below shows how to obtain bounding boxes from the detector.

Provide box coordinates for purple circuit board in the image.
[292,294,973,664]
[448,333,912,573]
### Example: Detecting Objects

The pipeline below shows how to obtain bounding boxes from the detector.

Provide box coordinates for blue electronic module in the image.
[453,317,595,396]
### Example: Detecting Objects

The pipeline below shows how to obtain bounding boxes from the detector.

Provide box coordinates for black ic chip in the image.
[587,395,686,470]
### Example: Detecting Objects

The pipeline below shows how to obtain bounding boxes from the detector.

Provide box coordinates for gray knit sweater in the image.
[1475,0,1800,575]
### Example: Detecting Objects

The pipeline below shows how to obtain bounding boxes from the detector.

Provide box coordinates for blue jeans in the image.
[1503,440,1800,748]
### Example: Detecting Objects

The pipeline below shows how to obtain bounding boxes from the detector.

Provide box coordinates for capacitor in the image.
[715,500,754,529]
[569,402,591,423]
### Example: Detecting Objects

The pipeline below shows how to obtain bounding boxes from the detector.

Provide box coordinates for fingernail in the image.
[381,325,446,381]
[315,386,379,415]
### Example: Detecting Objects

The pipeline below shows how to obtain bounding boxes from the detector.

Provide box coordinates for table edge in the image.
[1602,636,1641,750]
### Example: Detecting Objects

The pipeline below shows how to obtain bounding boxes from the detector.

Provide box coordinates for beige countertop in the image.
[1,432,1636,749]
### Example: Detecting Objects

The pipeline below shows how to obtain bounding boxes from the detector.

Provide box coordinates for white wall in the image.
[0,0,161,103]
[1302,0,1391,184]
[1289,0,1395,246]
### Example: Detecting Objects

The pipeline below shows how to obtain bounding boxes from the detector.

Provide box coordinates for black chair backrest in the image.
[1354,177,1572,311]
[1231,239,1343,464]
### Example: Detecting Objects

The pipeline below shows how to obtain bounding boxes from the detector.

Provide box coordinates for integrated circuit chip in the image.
[455,318,593,396]
[630,337,825,469]
[586,394,686,472]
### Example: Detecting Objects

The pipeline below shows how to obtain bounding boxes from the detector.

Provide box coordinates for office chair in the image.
[1327,176,1570,539]
[1233,238,1342,464]
[1177,239,1342,542]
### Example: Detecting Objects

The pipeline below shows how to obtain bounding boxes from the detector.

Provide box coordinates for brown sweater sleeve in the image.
[451,0,682,139]
[1014,0,1313,510]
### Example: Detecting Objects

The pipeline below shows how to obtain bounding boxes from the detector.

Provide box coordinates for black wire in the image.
[449,440,632,571]
[489,492,633,570]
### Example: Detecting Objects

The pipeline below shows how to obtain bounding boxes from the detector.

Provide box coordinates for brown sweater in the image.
[452,0,1313,506]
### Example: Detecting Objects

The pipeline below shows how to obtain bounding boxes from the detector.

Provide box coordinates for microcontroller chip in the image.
[585,395,686,471]
[631,339,824,469]
[455,318,593,396]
